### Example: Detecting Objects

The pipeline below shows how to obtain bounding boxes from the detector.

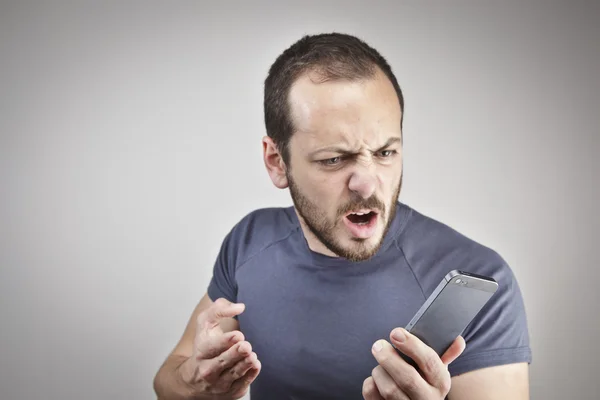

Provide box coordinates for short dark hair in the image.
[263,32,404,165]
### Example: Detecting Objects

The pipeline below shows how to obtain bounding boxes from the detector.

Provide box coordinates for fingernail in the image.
[392,329,406,343]
[372,340,383,353]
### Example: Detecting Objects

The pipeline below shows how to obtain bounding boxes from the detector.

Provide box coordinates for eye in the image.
[320,156,342,166]
[377,149,397,158]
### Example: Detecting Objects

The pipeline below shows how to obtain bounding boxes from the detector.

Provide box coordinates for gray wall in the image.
[1,1,598,399]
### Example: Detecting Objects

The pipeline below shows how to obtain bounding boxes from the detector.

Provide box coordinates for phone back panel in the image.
[407,273,497,356]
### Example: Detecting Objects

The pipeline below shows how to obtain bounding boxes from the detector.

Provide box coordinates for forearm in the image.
[154,355,243,400]
[154,355,198,400]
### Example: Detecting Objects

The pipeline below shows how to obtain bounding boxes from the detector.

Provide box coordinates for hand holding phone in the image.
[364,270,497,399]
[365,323,465,399]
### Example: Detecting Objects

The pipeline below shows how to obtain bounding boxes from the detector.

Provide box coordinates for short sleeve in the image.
[448,259,533,376]
[207,229,238,304]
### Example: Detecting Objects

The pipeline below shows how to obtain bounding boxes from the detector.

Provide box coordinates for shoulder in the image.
[394,203,514,295]
[395,204,532,373]
[220,206,299,269]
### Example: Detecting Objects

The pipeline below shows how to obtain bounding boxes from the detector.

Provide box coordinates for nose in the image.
[348,164,377,200]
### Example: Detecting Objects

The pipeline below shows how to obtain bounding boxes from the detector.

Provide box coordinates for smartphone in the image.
[397,270,498,364]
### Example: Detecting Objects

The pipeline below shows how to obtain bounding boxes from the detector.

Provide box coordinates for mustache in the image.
[337,196,386,217]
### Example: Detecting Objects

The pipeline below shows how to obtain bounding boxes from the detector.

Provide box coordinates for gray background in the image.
[1,1,598,399]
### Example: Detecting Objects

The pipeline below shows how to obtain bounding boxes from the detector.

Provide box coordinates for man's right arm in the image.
[153,293,260,400]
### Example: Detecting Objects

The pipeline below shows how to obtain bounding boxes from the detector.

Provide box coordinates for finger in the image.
[194,342,251,385]
[390,328,450,394]
[372,339,428,399]
[440,336,466,365]
[371,365,410,400]
[200,298,246,329]
[362,376,384,400]
[196,329,244,359]
[216,352,258,389]
[228,360,262,398]
[194,340,253,383]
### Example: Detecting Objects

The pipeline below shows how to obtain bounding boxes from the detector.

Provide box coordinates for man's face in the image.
[285,68,403,262]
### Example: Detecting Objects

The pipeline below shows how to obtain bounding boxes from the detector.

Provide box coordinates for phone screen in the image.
[409,279,495,356]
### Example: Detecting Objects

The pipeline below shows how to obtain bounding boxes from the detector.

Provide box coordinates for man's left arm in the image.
[443,253,532,399]
[363,330,530,400]
[449,363,529,400]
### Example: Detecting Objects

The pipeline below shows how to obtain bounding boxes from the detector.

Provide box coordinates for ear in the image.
[262,136,289,189]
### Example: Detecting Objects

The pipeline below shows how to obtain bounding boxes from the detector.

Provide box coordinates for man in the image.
[153,32,532,400]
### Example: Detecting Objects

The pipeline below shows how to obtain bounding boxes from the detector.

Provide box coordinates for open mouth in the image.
[345,210,378,225]
[341,208,381,239]
[343,210,379,239]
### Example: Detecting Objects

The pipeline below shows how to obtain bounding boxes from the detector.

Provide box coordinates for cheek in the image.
[378,166,401,191]
[308,173,348,210]
[316,181,343,207]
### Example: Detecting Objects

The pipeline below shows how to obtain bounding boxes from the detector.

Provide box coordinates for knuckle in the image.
[198,362,216,386]
[197,365,213,381]
[197,343,216,359]
[230,330,244,343]
[237,340,252,355]
[225,359,253,382]
[362,377,375,396]
[423,354,440,375]
[439,372,452,394]
[244,341,253,353]
[231,361,247,375]
[380,384,401,399]
[401,373,420,394]
[228,368,242,380]
[214,298,230,307]
[232,365,249,380]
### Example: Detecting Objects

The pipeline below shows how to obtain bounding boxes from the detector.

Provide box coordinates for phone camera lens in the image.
[456,279,462,284]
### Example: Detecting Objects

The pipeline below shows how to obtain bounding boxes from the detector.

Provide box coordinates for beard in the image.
[287,171,403,262]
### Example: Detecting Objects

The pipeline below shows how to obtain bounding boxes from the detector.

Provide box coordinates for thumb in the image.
[201,298,245,329]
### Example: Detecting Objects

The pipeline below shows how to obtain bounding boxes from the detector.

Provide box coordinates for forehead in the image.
[288,68,402,151]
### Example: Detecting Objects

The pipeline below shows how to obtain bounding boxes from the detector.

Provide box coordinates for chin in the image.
[339,231,384,258]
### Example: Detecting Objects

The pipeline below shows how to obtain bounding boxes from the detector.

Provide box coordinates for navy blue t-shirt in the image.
[207,201,532,399]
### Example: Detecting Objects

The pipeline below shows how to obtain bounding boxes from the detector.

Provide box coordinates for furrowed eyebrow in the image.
[372,137,402,153]
[309,136,402,158]
[309,146,355,158]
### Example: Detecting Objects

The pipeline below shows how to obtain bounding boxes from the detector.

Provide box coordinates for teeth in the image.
[351,211,371,215]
